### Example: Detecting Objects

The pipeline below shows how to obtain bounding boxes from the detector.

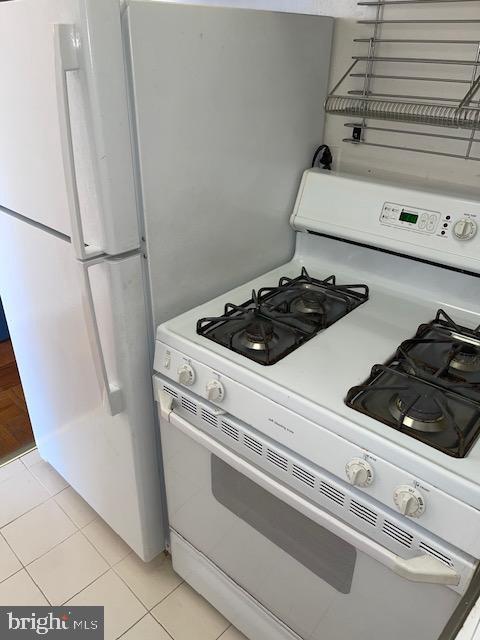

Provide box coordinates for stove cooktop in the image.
[196,268,369,365]
[346,310,480,458]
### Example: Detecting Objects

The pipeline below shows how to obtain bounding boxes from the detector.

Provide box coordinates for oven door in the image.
[160,409,462,640]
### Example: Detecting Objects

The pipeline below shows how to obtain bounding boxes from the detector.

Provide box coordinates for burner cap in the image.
[450,343,480,373]
[241,319,277,351]
[389,387,446,433]
[293,290,327,315]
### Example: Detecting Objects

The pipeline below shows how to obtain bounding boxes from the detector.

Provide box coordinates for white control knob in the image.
[345,458,374,488]
[178,364,195,386]
[393,485,425,518]
[206,380,225,403]
[453,218,477,241]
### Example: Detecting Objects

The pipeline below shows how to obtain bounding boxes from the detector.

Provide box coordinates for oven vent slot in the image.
[221,420,239,441]
[181,396,197,415]
[382,520,413,548]
[292,464,315,488]
[266,449,288,472]
[419,542,453,567]
[349,500,377,527]
[163,385,178,399]
[319,481,345,506]
[201,409,219,428]
[243,434,263,456]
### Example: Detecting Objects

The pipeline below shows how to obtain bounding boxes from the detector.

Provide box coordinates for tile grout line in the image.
[148,577,185,611]
[54,491,98,530]
[2,459,77,534]
[0,566,24,587]
[60,565,112,607]
[22,529,108,607]
[22,527,79,567]
[22,568,53,606]
[80,520,133,567]
[0,529,23,570]
[0,496,50,530]
[216,625,233,640]
[26,460,69,498]
[147,579,231,639]
[115,612,150,640]
[214,622,232,639]
[115,612,175,640]
[0,527,56,606]
[73,533,150,615]
[158,622,176,640]
[0,472,53,530]
[0,457,69,532]
[0,497,81,567]
[111,556,184,613]
[59,531,144,609]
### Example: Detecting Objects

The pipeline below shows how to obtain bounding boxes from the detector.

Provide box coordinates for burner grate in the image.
[197,268,369,365]
[346,309,480,458]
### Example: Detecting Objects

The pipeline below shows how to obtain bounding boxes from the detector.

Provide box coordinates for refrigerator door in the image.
[126,2,333,325]
[0,0,139,255]
[0,212,165,561]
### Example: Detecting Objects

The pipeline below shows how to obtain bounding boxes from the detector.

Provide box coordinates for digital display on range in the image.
[399,210,419,224]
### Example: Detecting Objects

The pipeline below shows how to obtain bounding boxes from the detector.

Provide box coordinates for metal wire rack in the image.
[325,0,480,161]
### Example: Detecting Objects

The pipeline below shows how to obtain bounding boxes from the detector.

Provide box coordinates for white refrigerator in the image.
[0,0,333,561]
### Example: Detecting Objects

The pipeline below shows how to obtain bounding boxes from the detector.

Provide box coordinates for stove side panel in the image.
[125,2,334,326]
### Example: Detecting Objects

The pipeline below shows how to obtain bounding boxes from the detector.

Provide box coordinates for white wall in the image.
[139,0,480,190]
[154,0,370,19]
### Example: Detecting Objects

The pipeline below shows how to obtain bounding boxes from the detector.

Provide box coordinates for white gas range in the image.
[153,171,480,640]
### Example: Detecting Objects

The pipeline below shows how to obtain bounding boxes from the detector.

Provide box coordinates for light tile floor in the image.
[0,449,247,640]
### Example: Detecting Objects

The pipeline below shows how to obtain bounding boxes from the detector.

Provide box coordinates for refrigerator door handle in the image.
[54,23,103,261]
[81,257,123,416]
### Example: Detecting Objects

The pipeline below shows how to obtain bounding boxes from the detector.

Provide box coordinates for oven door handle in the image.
[165,408,460,587]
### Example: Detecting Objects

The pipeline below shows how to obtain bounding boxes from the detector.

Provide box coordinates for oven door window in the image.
[212,455,356,594]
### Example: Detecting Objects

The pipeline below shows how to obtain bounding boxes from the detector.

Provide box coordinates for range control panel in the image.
[380,201,478,241]
[381,203,441,234]
[292,172,480,273]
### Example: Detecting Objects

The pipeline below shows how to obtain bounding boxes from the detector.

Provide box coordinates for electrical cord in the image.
[311,144,333,171]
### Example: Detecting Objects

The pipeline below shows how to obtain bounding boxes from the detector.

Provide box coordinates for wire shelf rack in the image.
[325,0,480,162]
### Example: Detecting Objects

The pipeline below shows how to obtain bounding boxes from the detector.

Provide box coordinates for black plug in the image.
[311,144,333,171]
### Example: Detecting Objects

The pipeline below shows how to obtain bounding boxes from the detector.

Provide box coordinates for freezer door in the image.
[0,0,139,255]
[0,212,165,561]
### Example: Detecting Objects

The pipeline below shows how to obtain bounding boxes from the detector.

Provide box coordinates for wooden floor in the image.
[0,340,34,463]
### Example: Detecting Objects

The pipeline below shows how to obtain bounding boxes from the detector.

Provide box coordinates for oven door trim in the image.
[163,405,460,588]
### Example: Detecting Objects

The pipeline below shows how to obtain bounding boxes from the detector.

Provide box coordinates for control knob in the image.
[393,485,425,518]
[178,364,195,386]
[345,458,374,488]
[206,380,225,403]
[453,218,477,241]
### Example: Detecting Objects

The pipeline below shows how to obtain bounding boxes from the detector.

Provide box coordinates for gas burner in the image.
[291,290,328,316]
[389,388,445,433]
[241,319,277,351]
[393,309,480,396]
[346,309,480,458]
[449,343,480,373]
[197,268,369,365]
